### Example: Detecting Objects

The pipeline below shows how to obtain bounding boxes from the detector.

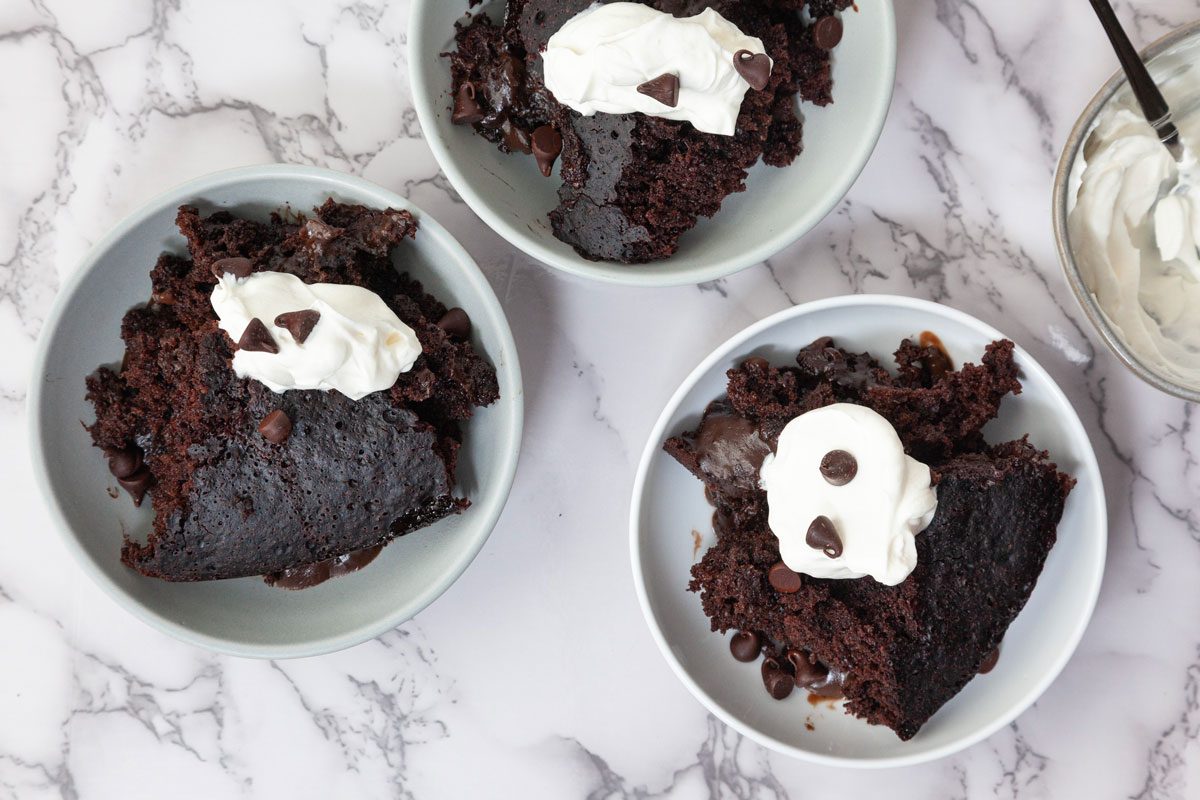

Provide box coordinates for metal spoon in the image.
[1087,0,1184,160]
[1087,0,1200,277]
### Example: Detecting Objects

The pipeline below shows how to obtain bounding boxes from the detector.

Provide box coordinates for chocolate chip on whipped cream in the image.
[805,515,843,559]
[819,449,858,486]
[636,73,680,108]
[237,318,279,354]
[732,50,771,91]
[274,309,321,345]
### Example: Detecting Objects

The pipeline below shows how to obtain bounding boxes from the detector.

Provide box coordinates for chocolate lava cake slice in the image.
[664,337,1074,740]
[447,0,848,263]
[85,201,499,583]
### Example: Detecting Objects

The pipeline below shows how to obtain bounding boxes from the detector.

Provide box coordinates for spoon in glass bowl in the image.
[1087,0,1200,275]
[1087,0,1183,158]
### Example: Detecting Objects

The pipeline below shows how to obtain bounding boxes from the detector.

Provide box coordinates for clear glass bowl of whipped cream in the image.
[1055,19,1200,401]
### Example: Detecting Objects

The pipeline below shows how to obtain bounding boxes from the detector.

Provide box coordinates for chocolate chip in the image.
[436,307,472,341]
[451,82,485,125]
[302,218,338,246]
[730,631,762,662]
[531,125,563,177]
[761,657,795,700]
[768,561,802,593]
[979,646,1000,675]
[812,16,844,50]
[259,410,293,444]
[237,318,279,354]
[806,515,843,558]
[636,73,680,107]
[786,648,830,688]
[274,310,321,344]
[106,448,143,480]
[733,50,772,91]
[502,120,532,154]
[820,449,857,486]
[118,468,154,507]
[151,290,176,306]
[926,350,953,382]
[743,356,770,371]
[211,257,253,279]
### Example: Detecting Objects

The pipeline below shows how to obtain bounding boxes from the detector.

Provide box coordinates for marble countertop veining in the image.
[3,0,1200,797]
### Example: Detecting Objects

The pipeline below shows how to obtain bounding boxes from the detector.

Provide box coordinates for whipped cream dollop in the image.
[541,3,771,136]
[1069,39,1200,387]
[759,404,938,586]
[211,271,422,400]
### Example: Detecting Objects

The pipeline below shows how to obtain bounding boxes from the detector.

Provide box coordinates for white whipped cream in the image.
[541,3,771,136]
[759,404,937,586]
[1069,38,1200,387]
[210,271,422,400]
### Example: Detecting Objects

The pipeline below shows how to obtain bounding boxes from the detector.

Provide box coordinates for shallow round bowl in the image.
[630,295,1106,767]
[28,165,524,659]
[410,0,896,286]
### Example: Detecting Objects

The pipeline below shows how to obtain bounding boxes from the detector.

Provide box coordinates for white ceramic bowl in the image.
[630,295,1106,767]
[27,165,524,659]
[409,1,896,286]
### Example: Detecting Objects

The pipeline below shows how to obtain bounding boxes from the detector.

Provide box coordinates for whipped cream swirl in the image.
[1069,48,1200,387]
[541,3,771,136]
[211,271,422,400]
[759,404,938,586]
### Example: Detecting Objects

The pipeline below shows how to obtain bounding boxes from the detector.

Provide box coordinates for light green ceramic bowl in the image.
[410,0,896,286]
[28,165,523,658]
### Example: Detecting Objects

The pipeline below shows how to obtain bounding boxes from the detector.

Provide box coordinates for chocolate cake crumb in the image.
[85,201,500,583]
[446,0,851,264]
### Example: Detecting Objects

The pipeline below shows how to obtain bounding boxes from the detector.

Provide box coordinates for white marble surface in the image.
[3,0,1200,796]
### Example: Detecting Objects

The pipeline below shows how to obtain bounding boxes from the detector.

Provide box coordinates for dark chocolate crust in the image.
[447,0,849,264]
[665,337,1074,739]
[85,201,499,582]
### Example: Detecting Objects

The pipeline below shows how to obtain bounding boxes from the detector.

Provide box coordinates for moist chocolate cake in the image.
[665,337,1075,740]
[447,0,848,263]
[85,201,499,584]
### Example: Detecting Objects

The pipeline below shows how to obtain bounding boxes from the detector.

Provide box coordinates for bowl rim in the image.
[408,0,897,287]
[628,294,1107,768]
[1052,18,1200,403]
[25,163,525,659]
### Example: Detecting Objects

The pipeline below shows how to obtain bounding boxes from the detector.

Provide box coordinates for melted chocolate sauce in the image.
[978,645,1001,675]
[692,402,772,493]
[806,668,847,701]
[918,330,954,382]
[264,544,384,590]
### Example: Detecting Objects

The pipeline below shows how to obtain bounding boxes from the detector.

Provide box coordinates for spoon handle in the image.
[1087,0,1182,151]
